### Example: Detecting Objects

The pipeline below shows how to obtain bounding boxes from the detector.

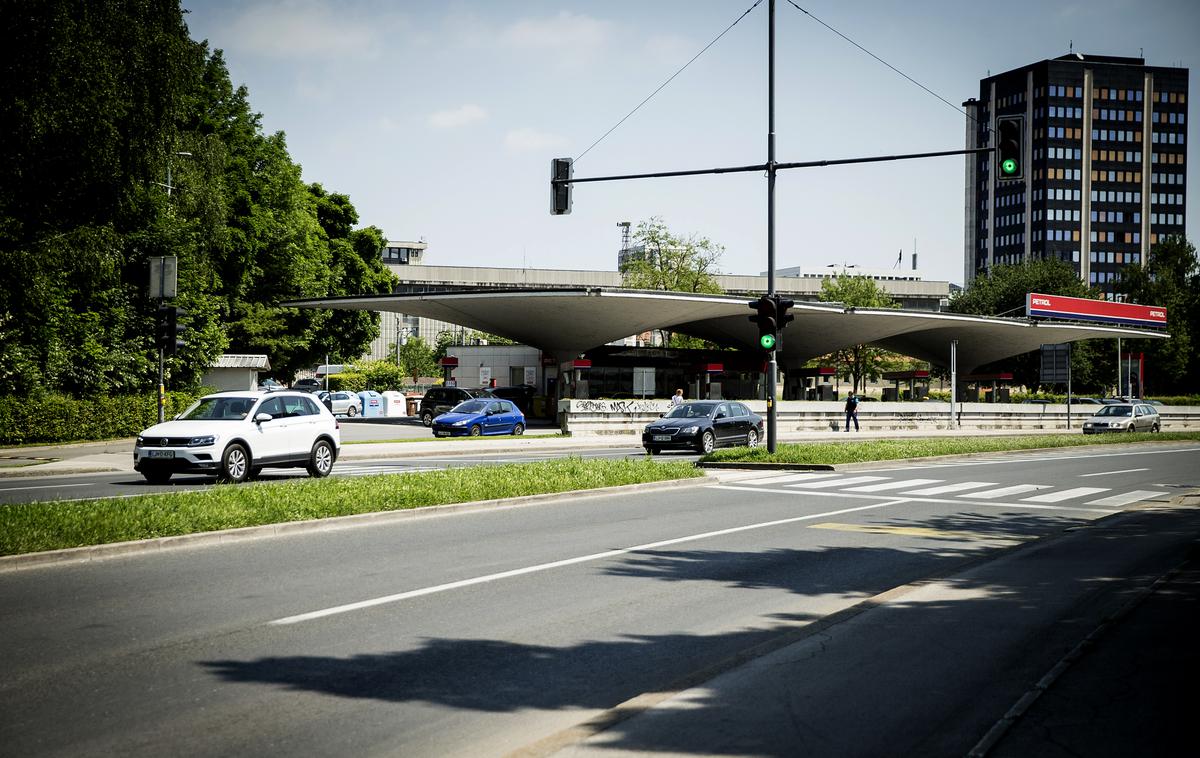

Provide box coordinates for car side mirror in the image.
[715,412,726,420]
[254,412,273,424]
[659,413,665,418]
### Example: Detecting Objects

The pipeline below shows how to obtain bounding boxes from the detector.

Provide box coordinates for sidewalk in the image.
[0,428,1089,478]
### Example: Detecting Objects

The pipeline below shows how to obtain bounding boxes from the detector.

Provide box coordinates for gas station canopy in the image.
[284,288,1167,372]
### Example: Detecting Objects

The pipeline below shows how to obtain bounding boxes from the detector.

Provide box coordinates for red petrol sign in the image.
[1026,293,1166,327]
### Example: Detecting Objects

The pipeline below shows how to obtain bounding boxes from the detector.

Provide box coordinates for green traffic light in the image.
[759,333,776,350]
[1001,158,1017,175]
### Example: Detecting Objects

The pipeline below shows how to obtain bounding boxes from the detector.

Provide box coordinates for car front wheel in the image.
[219,443,250,483]
[1152,423,1160,433]
[469,425,482,436]
[698,431,715,454]
[307,439,334,478]
[512,423,525,436]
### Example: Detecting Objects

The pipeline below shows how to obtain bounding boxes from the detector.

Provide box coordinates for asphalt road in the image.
[2,443,1197,756]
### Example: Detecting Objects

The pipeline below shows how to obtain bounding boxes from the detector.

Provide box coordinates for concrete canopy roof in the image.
[284,288,1167,373]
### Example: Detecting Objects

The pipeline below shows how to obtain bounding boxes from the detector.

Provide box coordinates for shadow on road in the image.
[200,507,1198,756]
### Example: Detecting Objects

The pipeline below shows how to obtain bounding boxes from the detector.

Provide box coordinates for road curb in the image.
[0,474,714,572]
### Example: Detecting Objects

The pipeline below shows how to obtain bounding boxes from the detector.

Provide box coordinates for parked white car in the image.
[325,390,361,417]
[134,390,341,483]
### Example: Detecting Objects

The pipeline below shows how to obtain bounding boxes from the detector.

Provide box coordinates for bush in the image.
[0,391,200,446]
[326,372,365,393]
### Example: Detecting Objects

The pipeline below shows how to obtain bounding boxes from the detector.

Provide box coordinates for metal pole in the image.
[158,346,165,424]
[950,339,958,429]
[1116,337,1121,398]
[1066,342,1072,430]
[766,0,778,453]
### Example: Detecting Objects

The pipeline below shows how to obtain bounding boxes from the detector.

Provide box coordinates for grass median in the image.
[0,457,702,557]
[701,430,1200,466]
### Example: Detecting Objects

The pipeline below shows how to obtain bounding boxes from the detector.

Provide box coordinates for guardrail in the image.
[556,399,1200,436]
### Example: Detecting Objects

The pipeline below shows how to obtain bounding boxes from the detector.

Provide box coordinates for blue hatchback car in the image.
[432,398,526,437]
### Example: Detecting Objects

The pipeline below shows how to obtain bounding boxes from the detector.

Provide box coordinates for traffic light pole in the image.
[766,0,778,452]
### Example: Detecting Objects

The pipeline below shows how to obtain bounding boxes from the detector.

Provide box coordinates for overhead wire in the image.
[573,0,764,165]
[784,0,992,133]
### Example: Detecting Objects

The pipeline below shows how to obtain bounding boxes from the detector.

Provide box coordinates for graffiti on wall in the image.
[572,399,664,414]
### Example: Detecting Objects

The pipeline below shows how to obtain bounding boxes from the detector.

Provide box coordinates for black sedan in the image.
[642,400,764,455]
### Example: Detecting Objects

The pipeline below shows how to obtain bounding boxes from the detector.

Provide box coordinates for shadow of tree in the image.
[199,507,1196,756]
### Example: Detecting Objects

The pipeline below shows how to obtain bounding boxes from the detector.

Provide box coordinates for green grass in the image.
[702,431,1200,466]
[0,457,701,557]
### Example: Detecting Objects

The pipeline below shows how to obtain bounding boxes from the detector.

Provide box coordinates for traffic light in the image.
[155,306,173,351]
[550,157,573,215]
[748,295,778,351]
[776,297,794,348]
[995,115,1024,180]
[154,305,189,355]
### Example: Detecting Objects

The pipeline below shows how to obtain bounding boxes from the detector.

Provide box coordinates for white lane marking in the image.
[786,476,890,489]
[863,446,1200,473]
[1022,487,1110,503]
[712,485,1120,513]
[0,482,91,492]
[269,499,902,626]
[959,484,1050,500]
[1079,468,1149,477]
[1084,490,1171,507]
[741,472,842,486]
[844,478,943,493]
[902,481,998,496]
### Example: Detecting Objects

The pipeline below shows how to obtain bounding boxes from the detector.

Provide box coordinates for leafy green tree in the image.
[620,217,723,294]
[817,276,899,393]
[949,259,1110,391]
[1117,236,1198,393]
[394,336,438,384]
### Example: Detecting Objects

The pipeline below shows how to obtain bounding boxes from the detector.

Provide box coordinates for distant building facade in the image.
[964,53,1188,297]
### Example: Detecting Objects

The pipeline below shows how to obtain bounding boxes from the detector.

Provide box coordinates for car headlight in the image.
[188,435,217,447]
[681,425,700,435]
[1108,421,1123,427]
[136,436,145,447]
[452,419,470,426]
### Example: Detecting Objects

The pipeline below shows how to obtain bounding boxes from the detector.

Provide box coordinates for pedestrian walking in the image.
[844,392,860,432]
[671,388,684,406]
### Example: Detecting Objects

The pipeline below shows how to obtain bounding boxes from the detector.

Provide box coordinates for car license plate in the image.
[434,431,450,437]
[148,450,175,459]
[653,435,671,442]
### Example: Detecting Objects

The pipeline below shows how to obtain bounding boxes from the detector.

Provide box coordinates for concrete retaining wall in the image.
[557,399,1200,436]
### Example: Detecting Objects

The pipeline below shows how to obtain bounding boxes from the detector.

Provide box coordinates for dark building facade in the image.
[964,54,1188,298]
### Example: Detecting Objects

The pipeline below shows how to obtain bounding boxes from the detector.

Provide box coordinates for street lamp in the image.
[157,151,193,199]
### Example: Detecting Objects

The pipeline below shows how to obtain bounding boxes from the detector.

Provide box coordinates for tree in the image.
[949,258,1110,391]
[394,336,438,384]
[1117,236,1198,393]
[817,275,899,393]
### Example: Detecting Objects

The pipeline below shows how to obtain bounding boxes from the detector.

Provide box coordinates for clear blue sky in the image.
[183,0,1196,285]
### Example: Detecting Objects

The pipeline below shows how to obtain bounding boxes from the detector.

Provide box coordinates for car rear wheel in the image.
[698,431,715,454]
[347,405,357,417]
[746,428,759,448]
[219,443,250,483]
[307,439,334,478]
[142,470,172,484]
[512,423,525,436]
[421,411,434,427]
[470,425,482,436]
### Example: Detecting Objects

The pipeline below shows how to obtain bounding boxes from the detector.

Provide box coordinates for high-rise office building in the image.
[964,53,1187,298]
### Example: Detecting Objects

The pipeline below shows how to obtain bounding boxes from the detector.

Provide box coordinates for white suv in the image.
[134,390,341,483]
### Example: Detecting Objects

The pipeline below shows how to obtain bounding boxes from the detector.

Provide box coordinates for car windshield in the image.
[665,402,718,419]
[452,400,489,414]
[1095,405,1133,417]
[179,397,255,421]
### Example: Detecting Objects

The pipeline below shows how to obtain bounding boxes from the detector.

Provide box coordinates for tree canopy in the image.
[1117,236,1199,393]
[0,0,396,396]
[817,275,899,393]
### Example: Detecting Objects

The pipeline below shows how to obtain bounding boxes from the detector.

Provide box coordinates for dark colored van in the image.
[418,386,493,426]
[488,385,537,415]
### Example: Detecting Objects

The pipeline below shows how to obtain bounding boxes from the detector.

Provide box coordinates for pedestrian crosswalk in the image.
[719,471,1172,509]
